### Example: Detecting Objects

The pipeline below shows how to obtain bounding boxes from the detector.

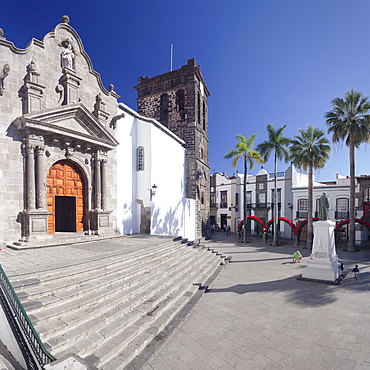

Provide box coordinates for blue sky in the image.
[3,0,370,181]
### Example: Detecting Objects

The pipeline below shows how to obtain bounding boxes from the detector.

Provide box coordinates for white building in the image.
[210,165,297,239]
[210,165,368,243]
[115,103,196,241]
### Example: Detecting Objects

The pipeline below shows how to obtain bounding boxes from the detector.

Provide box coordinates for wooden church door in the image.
[47,160,85,234]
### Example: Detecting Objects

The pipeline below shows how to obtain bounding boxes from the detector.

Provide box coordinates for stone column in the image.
[25,144,36,210]
[35,146,46,209]
[94,153,101,210]
[101,159,107,211]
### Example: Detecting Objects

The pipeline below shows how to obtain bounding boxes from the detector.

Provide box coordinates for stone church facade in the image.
[0,16,119,247]
[135,60,211,238]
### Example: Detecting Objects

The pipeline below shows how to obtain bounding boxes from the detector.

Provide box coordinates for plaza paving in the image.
[143,233,370,370]
[0,233,370,369]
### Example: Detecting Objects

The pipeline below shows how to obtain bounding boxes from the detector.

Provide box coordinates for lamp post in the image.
[150,184,157,201]
[288,202,293,239]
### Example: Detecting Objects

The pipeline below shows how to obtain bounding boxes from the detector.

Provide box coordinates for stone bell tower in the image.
[135,59,210,238]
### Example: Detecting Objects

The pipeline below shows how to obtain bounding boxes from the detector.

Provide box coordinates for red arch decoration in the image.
[296,218,319,236]
[335,218,370,232]
[266,217,298,234]
[237,216,266,233]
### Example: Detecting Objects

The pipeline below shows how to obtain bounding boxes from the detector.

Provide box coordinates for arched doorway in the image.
[47,160,85,234]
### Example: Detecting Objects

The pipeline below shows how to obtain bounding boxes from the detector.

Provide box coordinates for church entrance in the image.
[47,160,85,234]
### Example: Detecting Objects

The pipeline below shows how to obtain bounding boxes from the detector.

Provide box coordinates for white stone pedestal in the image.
[301,220,340,282]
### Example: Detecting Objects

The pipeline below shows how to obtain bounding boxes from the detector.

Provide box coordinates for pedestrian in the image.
[338,263,347,278]
[226,225,231,235]
[352,265,360,280]
[293,250,302,263]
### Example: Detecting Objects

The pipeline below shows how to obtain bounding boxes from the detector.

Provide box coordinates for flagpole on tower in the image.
[170,44,173,71]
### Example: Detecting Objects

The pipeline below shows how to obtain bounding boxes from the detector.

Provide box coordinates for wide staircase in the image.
[7,235,225,369]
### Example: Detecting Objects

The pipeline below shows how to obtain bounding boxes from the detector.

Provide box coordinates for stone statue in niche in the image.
[0,64,10,96]
[61,39,75,69]
[318,192,330,220]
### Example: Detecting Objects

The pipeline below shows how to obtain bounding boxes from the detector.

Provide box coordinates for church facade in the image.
[0,16,202,247]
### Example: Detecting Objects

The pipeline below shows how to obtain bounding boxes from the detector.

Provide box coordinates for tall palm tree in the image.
[325,89,370,252]
[289,125,331,249]
[257,124,290,246]
[224,134,264,243]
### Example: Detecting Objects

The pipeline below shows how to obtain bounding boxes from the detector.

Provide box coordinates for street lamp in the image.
[150,184,158,201]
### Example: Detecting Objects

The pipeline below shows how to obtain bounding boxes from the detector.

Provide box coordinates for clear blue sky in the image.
[2,0,370,181]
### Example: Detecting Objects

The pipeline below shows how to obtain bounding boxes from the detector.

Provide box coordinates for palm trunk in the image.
[243,158,248,243]
[348,138,356,252]
[307,163,313,249]
[272,152,278,246]
[243,156,248,243]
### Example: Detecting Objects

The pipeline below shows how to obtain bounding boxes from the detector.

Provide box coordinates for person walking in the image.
[352,265,360,280]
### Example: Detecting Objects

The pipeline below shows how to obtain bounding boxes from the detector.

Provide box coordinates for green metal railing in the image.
[0,265,56,368]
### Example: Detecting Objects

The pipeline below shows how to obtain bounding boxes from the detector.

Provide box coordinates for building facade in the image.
[115,103,196,240]
[0,16,199,247]
[0,16,119,247]
[210,165,370,244]
[135,59,210,238]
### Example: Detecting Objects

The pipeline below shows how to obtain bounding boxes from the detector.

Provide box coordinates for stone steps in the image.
[34,243,202,344]
[16,239,187,309]
[11,236,223,369]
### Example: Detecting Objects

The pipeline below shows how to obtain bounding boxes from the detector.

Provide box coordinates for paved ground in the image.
[1,233,370,369]
[143,233,370,370]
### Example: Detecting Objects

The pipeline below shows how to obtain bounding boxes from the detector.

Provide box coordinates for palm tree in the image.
[325,89,370,252]
[289,125,331,249]
[257,124,290,246]
[224,134,264,243]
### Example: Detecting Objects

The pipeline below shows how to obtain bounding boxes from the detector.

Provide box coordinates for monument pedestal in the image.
[301,220,340,282]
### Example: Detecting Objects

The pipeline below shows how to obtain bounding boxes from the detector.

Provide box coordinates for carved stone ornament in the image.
[61,39,75,70]
[0,63,10,96]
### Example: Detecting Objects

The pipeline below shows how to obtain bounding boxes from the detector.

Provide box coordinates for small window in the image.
[197,92,201,124]
[137,146,144,171]
[176,89,186,120]
[220,191,227,208]
[202,100,206,130]
[298,199,308,211]
[337,198,349,212]
[160,94,169,125]
[364,187,370,202]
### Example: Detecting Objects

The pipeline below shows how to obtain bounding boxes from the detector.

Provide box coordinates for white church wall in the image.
[116,105,138,235]
[116,103,194,239]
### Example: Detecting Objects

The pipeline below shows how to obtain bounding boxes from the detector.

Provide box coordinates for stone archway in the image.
[47,160,86,234]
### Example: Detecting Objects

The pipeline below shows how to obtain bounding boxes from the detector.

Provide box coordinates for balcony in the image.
[210,203,218,209]
[220,202,228,208]
[335,211,349,219]
[251,203,271,209]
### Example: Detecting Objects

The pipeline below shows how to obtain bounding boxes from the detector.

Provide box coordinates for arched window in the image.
[336,198,349,219]
[363,187,370,202]
[137,146,144,171]
[197,92,201,124]
[297,199,308,218]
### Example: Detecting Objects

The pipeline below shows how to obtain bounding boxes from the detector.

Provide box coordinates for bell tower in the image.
[135,58,210,238]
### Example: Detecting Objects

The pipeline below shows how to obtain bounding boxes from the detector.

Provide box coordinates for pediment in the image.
[13,103,118,150]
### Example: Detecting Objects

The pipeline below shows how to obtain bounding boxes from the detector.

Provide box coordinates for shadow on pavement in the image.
[205,276,338,307]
